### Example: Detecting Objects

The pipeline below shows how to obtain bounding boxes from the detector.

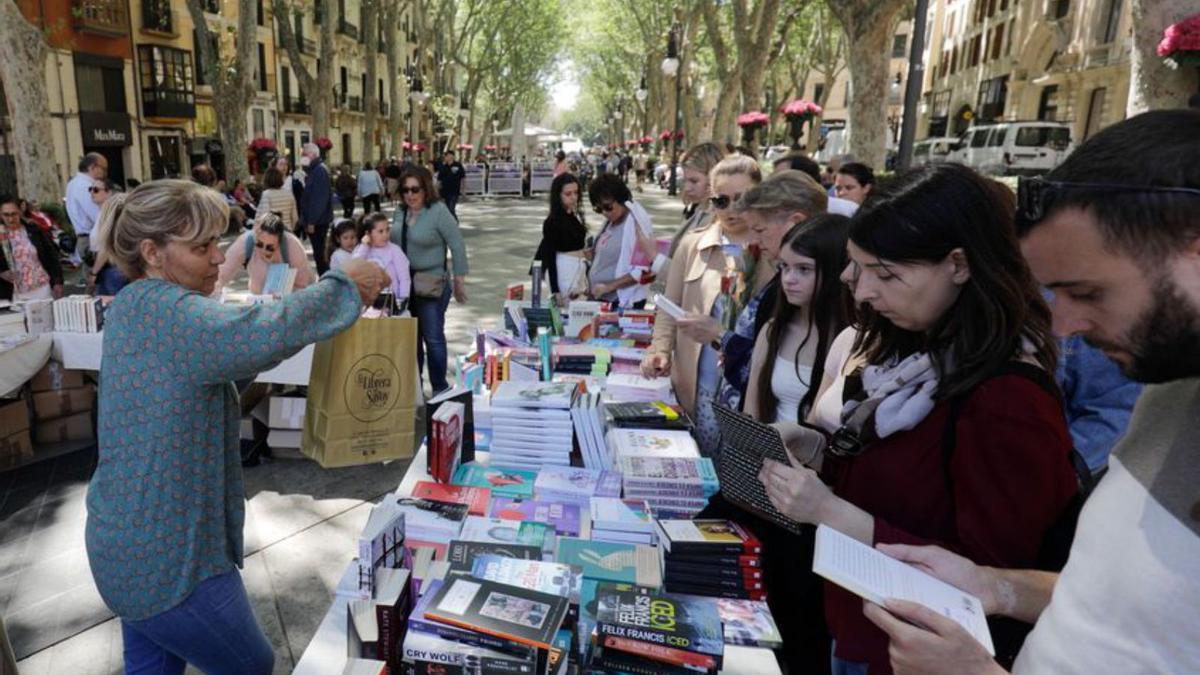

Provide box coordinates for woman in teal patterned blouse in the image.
[85,180,389,674]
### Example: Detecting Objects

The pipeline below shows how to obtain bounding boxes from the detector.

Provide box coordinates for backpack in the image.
[243,232,290,267]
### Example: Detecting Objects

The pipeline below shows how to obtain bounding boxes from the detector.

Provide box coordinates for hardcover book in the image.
[423,576,572,650]
[411,481,491,517]
[429,401,465,484]
[446,540,543,572]
[555,537,662,588]
[663,551,762,569]
[657,520,764,556]
[452,463,538,499]
[594,587,724,670]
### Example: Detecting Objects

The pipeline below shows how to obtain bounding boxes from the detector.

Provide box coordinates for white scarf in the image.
[840,351,940,441]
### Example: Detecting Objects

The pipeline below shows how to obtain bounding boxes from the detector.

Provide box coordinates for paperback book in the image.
[604,401,692,430]
[489,498,585,538]
[469,555,583,608]
[410,480,491,517]
[423,576,572,651]
[606,428,700,460]
[457,516,555,552]
[453,463,538,499]
[555,537,662,588]
[589,498,654,534]
[446,540,544,572]
[394,497,469,543]
[657,520,763,556]
[401,620,539,673]
[491,380,579,409]
[534,465,622,503]
[594,587,724,671]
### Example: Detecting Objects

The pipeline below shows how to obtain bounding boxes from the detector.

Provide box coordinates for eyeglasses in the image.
[88,186,109,194]
[401,186,423,194]
[1016,176,1200,224]
[254,241,277,254]
[709,193,742,210]
[592,202,618,214]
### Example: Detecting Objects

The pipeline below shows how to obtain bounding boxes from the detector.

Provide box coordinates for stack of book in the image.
[452,462,538,499]
[617,456,720,520]
[490,497,588,539]
[570,392,611,471]
[589,498,655,546]
[607,427,700,463]
[52,295,105,333]
[347,566,411,674]
[534,465,622,505]
[553,344,611,376]
[489,381,580,470]
[457,514,557,559]
[657,519,766,601]
[605,401,692,430]
[410,480,491,517]
[404,574,572,674]
[590,585,725,675]
[591,310,656,344]
[393,497,469,559]
[604,373,674,403]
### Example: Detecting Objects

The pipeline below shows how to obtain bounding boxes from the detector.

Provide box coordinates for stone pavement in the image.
[6,184,686,674]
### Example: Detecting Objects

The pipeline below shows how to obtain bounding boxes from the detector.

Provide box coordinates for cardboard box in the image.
[30,362,86,393]
[268,396,307,430]
[0,430,34,471]
[0,399,31,437]
[33,411,94,444]
[33,386,95,421]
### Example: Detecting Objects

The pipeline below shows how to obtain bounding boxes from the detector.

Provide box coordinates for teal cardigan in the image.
[85,273,360,620]
[389,201,469,276]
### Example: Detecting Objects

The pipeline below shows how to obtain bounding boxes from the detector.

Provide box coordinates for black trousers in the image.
[361,194,381,215]
[340,197,355,219]
[311,222,330,275]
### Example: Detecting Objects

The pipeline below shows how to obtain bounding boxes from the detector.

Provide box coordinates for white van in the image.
[947,122,1073,175]
[911,137,956,166]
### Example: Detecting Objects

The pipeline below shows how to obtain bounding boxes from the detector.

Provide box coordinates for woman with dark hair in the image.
[834,162,875,205]
[216,212,315,295]
[586,173,658,309]
[745,214,853,424]
[760,163,1079,673]
[534,173,588,302]
[389,164,469,394]
[552,150,568,178]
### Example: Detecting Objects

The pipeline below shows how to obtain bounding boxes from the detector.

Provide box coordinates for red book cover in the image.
[602,634,717,670]
[412,481,491,516]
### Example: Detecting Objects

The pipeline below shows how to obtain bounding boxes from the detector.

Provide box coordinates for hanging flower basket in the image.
[737,111,770,146]
[247,138,277,174]
[780,100,824,148]
[1158,13,1200,68]
[314,136,333,159]
[457,143,473,151]
[484,144,497,151]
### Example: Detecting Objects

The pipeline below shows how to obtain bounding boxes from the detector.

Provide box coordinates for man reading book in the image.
[862,110,1200,675]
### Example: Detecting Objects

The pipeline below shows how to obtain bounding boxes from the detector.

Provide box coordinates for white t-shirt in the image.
[1014,378,1200,674]
[771,357,813,424]
[827,196,860,217]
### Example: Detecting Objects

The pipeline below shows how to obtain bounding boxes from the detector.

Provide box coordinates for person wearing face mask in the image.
[86,179,388,675]
[760,164,1079,674]
[534,173,589,304]
[215,213,315,295]
[297,143,334,273]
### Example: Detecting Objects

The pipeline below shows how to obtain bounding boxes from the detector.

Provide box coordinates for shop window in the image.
[139,45,196,118]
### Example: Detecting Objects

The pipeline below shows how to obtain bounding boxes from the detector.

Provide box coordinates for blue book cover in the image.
[555,537,661,587]
[452,462,537,499]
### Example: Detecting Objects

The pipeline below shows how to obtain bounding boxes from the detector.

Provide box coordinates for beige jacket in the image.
[648,217,734,414]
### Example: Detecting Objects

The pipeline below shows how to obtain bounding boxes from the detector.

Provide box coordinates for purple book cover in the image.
[490,497,583,537]
[596,470,622,498]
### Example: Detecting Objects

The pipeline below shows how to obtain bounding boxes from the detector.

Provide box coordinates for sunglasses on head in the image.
[1016,176,1200,225]
[254,241,277,254]
[401,186,423,194]
[709,193,742,210]
[592,202,618,214]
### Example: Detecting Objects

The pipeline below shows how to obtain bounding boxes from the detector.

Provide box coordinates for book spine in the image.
[598,632,717,670]
[663,560,763,580]
[621,480,714,495]
[664,553,761,568]
[663,571,764,591]
[408,616,535,659]
[666,541,762,556]
[375,604,397,672]
[426,612,554,651]
[662,583,767,601]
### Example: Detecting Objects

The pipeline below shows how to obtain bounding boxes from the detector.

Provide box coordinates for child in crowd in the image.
[353,212,411,305]
[328,218,360,272]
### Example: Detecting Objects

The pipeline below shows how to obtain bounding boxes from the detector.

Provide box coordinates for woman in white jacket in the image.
[585,174,664,309]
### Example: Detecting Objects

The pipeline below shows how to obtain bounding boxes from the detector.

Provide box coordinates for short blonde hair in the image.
[681,142,726,176]
[709,154,763,188]
[736,169,828,218]
[104,179,228,279]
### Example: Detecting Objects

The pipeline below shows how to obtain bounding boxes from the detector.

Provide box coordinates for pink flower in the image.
[737,111,770,128]
[781,99,823,118]
[1158,13,1200,57]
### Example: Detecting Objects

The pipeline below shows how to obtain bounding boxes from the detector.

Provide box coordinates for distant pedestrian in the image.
[298,143,334,274]
[834,162,875,205]
[335,165,357,219]
[384,159,402,203]
[1,193,63,301]
[553,150,569,178]
[255,168,299,232]
[65,152,108,265]
[435,151,465,217]
[358,162,384,214]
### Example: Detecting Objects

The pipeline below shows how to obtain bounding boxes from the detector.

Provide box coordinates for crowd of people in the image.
[2,105,1195,674]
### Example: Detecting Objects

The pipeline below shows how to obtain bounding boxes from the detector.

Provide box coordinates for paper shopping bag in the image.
[302,316,419,467]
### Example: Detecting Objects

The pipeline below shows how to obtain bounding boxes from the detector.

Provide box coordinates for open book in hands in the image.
[812,524,996,656]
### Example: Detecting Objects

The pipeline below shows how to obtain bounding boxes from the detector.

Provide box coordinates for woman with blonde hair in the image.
[642,152,763,455]
[87,192,130,296]
[667,142,726,257]
[86,179,389,673]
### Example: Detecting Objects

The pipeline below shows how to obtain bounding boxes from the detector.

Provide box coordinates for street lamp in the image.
[636,75,648,103]
[662,23,683,196]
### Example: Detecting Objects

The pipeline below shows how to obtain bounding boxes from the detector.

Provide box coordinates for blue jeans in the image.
[443,194,459,219]
[410,281,452,392]
[121,570,274,675]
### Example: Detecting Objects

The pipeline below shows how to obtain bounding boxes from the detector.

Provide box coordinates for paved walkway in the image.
[6,184,687,674]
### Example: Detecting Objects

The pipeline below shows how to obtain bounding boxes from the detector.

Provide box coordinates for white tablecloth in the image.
[0,335,52,397]
[51,332,313,386]
[292,446,783,675]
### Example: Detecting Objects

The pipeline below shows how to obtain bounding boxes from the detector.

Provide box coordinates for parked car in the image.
[912,137,957,166]
[947,121,1074,176]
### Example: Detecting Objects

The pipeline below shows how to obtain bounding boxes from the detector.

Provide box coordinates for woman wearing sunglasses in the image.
[585,173,661,310]
[215,213,316,295]
[641,153,762,455]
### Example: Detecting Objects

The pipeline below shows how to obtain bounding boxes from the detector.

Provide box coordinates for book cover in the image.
[491,380,579,410]
[423,576,571,650]
[446,540,543,571]
[657,520,764,556]
[705,597,783,649]
[555,537,662,587]
[589,498,654,534]
[489,498,584,538]
[458,516,554,549]
[470,555,582,605]
[594,588,724,669]
[394,498,469,540]
[402,621,538,673]
[452,463,537,499]
[430,401,465,484]
[617,456,718,494]
[533,465,614,500]
[607,428,700,460]
[411,481,490,517]
[604,401,692,430]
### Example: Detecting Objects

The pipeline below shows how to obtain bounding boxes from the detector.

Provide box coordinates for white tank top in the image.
[771,357,813,424]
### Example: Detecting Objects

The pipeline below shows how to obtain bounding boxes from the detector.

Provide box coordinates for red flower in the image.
[1158,13,1200,57]
[736,111,770,128]
[315,137,333,150]
[248,138,277,152]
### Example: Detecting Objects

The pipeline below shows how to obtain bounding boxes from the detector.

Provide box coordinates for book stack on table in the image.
[489,381,580,471]
[533,465,622,505]
[588,584,725,675]
[588,497,656,546]
[657,520,767,601]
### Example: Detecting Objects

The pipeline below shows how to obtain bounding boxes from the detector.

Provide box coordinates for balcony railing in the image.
[284,97,310,114]
[278,27,318,55]
[348,95,362,112]
[73,0,129,37]
[338,19,359,40]
[141,0,175,34]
